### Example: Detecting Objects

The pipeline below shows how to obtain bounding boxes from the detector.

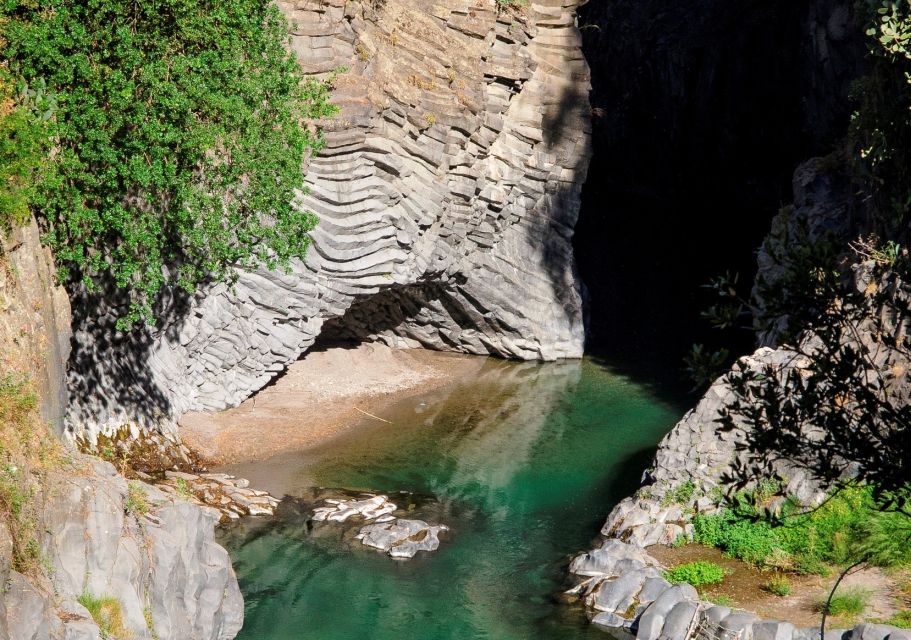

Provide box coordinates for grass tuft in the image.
[814,586,871,618]
[77,592,132,639]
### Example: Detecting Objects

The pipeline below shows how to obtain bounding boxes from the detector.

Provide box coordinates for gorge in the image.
[0,0,909,639]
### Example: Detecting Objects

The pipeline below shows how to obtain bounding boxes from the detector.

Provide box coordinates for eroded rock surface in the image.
[66,0,593,441]
[1,457,243,640]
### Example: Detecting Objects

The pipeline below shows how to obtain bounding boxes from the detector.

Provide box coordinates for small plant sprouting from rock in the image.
[661,480,697,506]
[173,478,194,501]
[125,482,150,516]
[78,592,132,640]
[144,604,159,640]
[495,0,527,11]
[664,561,727,588]
[424,112,437,127]
[0,373,61,575]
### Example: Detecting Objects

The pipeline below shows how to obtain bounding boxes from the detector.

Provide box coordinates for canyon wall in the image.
[65,0,593,441]
[0,217,243,639]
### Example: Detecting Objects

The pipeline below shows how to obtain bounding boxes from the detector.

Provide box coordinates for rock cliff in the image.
[0,217,243,640]
[65,0,594,441]
[2,458,244,640]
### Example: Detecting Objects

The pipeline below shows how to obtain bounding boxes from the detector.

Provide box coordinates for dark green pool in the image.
[217,357,681,640]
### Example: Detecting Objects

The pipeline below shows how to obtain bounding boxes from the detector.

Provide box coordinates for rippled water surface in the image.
[217,357,682,640]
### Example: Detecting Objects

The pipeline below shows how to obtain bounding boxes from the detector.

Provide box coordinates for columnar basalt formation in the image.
[65,0,593,440]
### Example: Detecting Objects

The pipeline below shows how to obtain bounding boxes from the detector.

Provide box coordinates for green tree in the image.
[2,0,337,326]
[0,69,52,230]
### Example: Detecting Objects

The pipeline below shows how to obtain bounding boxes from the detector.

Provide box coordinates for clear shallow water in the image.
[217,357,682,640]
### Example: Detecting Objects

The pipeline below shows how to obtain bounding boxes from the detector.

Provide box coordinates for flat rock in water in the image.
[356,519,449,559]
[312,495,397,522]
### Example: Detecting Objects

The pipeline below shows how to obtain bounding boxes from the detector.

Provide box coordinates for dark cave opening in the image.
[573,0,866,392]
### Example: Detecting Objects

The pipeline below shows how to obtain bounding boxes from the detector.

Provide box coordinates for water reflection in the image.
[218,358,679,640]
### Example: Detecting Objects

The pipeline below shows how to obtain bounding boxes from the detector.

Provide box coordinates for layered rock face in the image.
[66,0,593,439]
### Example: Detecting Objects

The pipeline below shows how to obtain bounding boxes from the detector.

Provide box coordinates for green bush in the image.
[763,575,792,597]
[692,511,780,566]
[692,485,910,574]
[0,71,52,231]
[664,561,727,588]
[814,586,871,618]
[2,0,337,326]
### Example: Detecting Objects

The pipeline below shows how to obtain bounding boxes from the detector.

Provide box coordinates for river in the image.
[217,356,682,640]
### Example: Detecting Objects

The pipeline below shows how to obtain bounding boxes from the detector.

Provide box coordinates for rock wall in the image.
[65,0,593,440]
[1,458,244,640]
[0,216,243,640]
[0,218,72,435]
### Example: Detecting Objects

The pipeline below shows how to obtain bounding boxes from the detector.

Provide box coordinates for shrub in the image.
[77,592,131,639]
[692,485,908,574]
[664,561,727,588]
[2,0,338,326]
[763,575,792,597]
[692,511,780,566]
[125,482,149,516]
[0,71,52,231]
[814,587,871,618]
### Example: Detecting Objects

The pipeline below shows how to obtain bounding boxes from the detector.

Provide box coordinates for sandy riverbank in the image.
[178,342,488,464]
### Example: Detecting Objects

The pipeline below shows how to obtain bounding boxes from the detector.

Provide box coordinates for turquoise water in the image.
[217,357,681,640]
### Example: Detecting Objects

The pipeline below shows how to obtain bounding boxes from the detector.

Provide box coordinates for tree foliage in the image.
[691,3,911,513]
[0,69,52,230]
[717,248,911,511]
[851,0,911,234]
[2,0,337,326]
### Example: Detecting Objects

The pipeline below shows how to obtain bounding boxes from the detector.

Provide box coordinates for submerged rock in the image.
[356,519,449,559]
[310,493,449,559]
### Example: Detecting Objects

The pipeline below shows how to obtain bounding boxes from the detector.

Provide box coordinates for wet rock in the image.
[356,519,449,559]
[312,495,397,522]
[157,471,279,522]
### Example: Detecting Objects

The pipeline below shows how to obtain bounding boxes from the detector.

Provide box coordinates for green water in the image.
[217,357,682,640]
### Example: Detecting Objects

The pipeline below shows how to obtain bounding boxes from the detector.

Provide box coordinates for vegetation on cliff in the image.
[0,68,51,231]
[0,373,61,575]
[1,0,336,326]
